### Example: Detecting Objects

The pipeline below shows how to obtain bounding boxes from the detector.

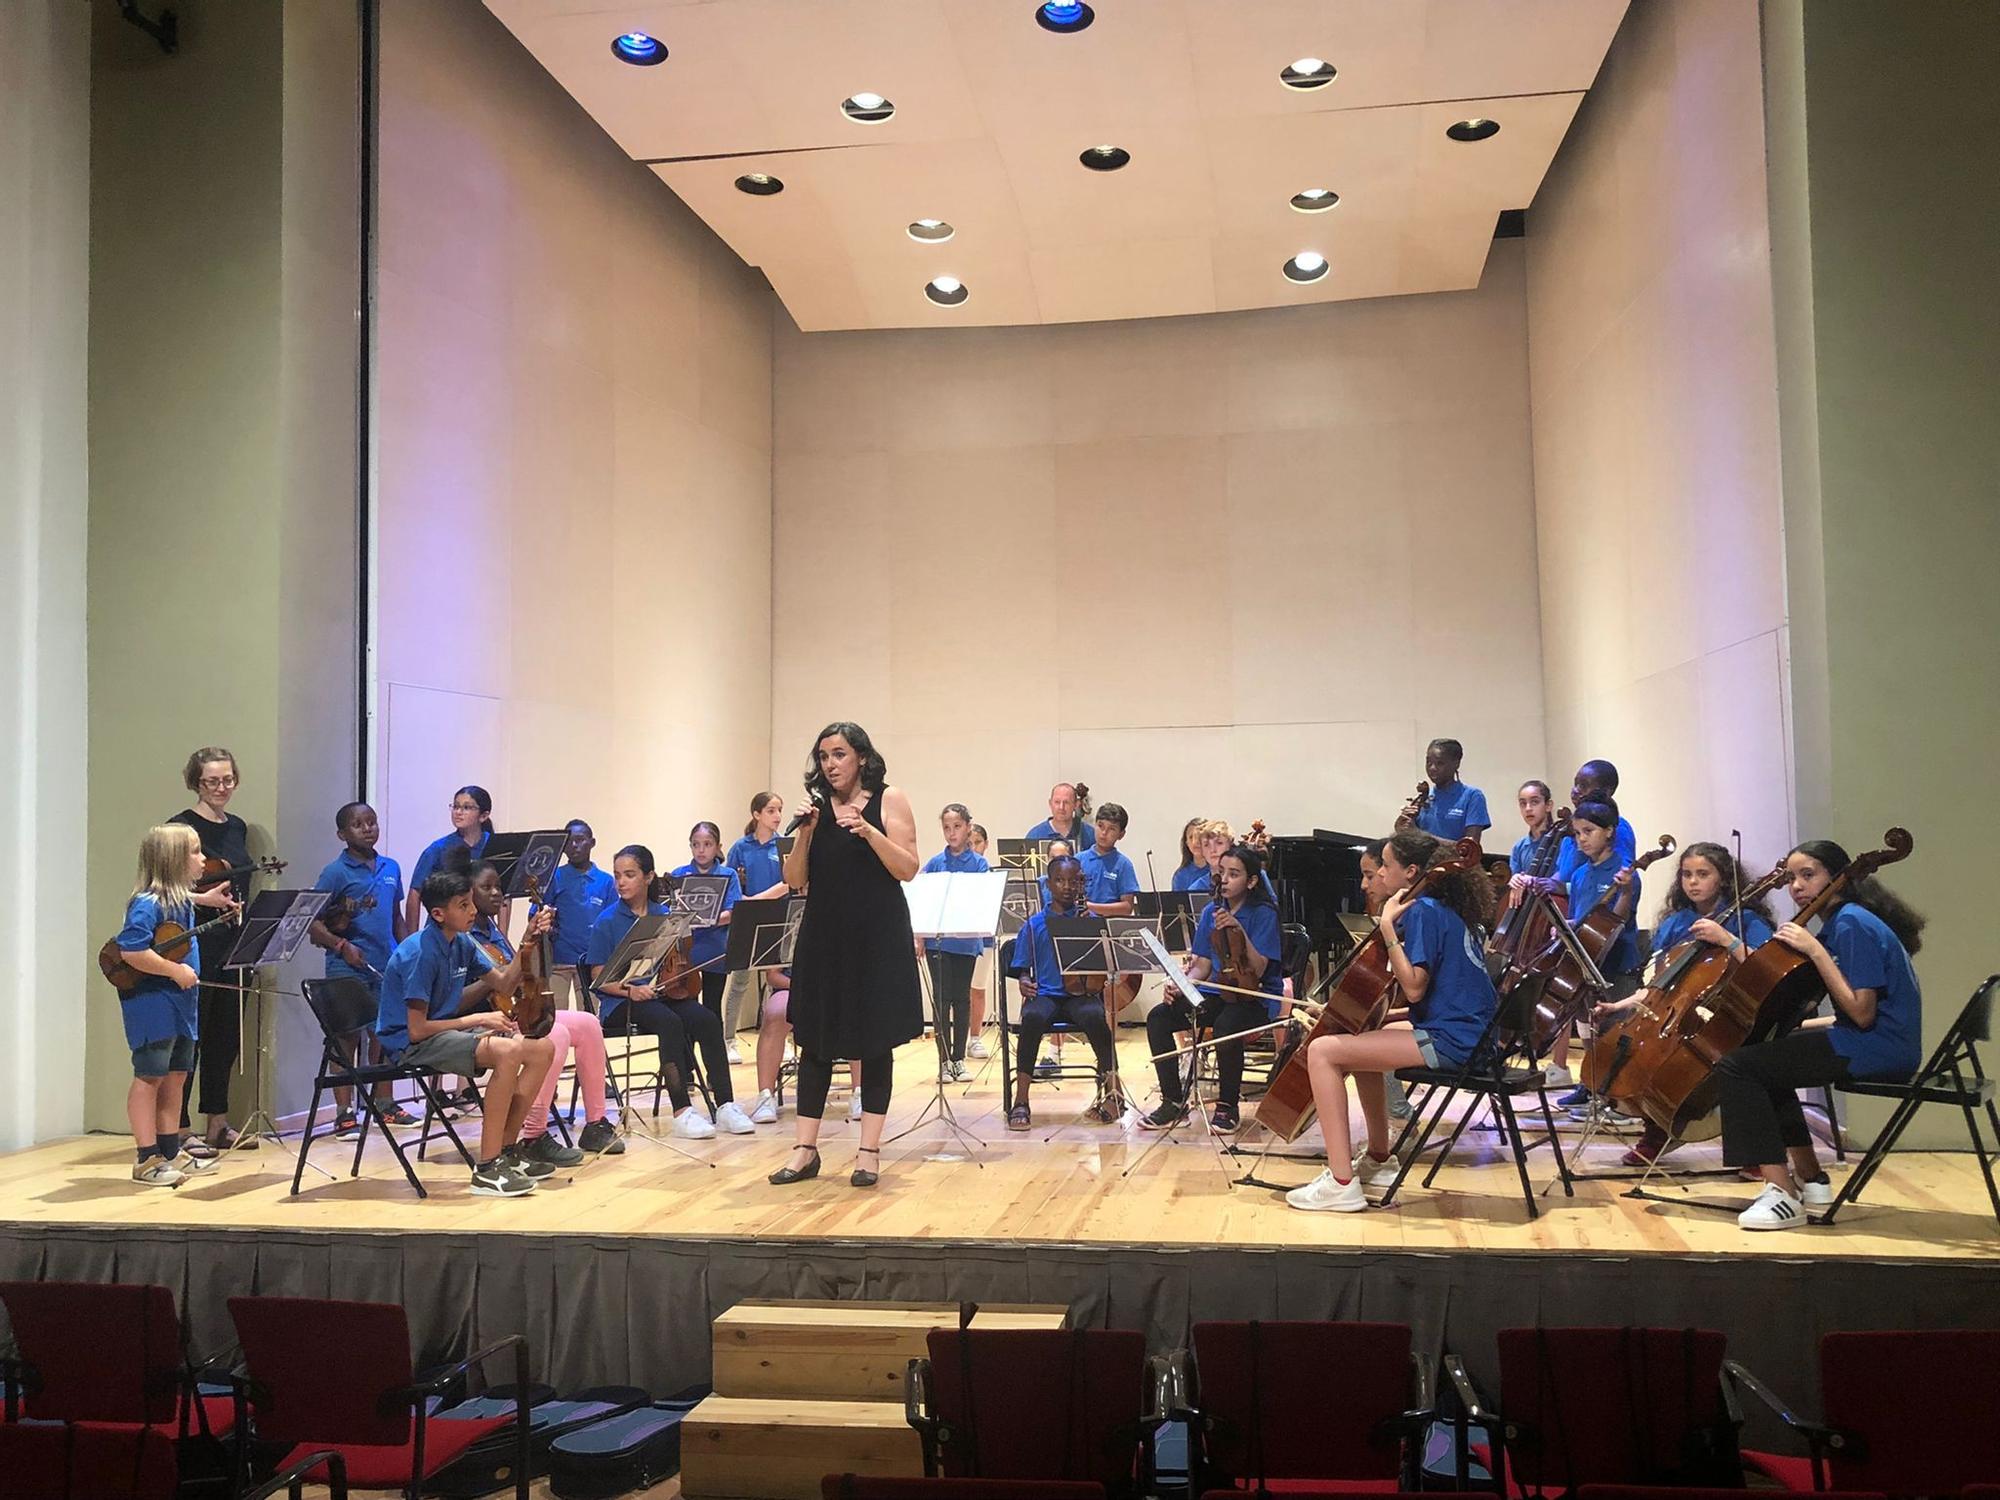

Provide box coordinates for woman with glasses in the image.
[168,747,253,1153]
[406,785,496,933]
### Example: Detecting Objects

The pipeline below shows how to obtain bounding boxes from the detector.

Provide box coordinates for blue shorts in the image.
[132,1034,196,1079]
[1408,1026,1442,1070]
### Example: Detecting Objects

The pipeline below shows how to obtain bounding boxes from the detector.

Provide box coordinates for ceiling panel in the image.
[486,0,1628,330]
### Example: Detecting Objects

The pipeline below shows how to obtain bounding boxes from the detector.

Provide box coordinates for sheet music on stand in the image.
[725,897,803,972]
[482,830,568,898]
[998,876,1044,937]
[668,873,731,929]
[1136,890,1202,952]
[903,869,1009,940]
[598,911,698,989]
[1045,914,1112,981]
[994,838,1040,873]
[225,890,333,969]
[1136,927,1208,1009]
[1105,916,1165,974]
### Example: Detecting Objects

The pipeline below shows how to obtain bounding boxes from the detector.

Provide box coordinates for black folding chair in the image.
[295,978,474,1198]
[1820,974,2000,1226]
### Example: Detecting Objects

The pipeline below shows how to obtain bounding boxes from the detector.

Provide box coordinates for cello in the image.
[1256,836,1482,1142]
[1487,807,1572,981]
[1518,834,1677,1057]
[1606,828,1913,1140]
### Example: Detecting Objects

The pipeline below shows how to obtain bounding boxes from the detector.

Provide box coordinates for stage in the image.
[3,1031,1997,1430]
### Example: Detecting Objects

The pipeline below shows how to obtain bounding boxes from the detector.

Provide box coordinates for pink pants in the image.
[524,1008,609,1139]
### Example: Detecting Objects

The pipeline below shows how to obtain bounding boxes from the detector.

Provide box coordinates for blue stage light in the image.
[610,31,667,66]
[1035,2,1095,35]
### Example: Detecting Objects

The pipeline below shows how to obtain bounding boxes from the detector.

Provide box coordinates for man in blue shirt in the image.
[1398,739,1491,847]
[1025,782,1089,847]
[375,869,555,1197]
[544,819,615,1009]
[309,801,416,1134]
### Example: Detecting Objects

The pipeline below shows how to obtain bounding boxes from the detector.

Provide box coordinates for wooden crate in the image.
[711,1299,1066,1402]
[677,1394,922,1500]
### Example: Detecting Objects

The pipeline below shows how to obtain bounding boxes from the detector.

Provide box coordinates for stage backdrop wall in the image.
[371,0,777,882]
[1521,0,1794,906]
[770,239,1548,875]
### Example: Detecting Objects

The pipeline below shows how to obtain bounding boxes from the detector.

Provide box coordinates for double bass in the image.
[1518,834,1678,1056]
[1602,829,1913,1139]
[1257,836,1482,1142]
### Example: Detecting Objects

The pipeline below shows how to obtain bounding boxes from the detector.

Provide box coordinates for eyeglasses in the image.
[199,777,238,790]
[450,802,483,813]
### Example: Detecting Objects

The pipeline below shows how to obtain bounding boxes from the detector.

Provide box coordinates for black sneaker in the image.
[502,1144,557,1179]
[1209,1104,1241,1133]
[518,1133,585,1169]
[1139,1101,1189,1131]
[1033,1058,1059,1080]
[578,1118,625,1155]
[332,1111,362,1140]
[380,1104,423,1129]
[469,1158,536,1196]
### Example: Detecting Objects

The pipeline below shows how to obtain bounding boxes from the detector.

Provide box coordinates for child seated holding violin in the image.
[374,869,557,1198]
[1589,841,1776,1165]
[1286,830,1497,1214]
[1141,842,1285,1134]
[1006,855,1123,1131]
[467,860,622,1164]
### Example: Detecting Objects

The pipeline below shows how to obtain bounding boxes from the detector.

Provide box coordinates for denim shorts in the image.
[1408,1026,1442,1070]
[132,1034,197,1079]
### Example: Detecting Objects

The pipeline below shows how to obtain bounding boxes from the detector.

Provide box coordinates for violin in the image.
[1243,819,1271,853]
[319,891,378,939]
[98,908,243,994]
[1209,898,1257,993]
[1398,780,1432,828]
[1598,829,1913,1139]
[477,879,556,1040]
[1257,836,1483,1142]
[197,855,286,890]
[648,874,705,1002]
[1516,835,1677,1056]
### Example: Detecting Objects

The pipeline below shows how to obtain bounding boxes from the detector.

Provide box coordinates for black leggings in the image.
[796,1048,894,1119]
[1017,993,1118,1083]
[1715,1029,1852,1167]
[700,969,727,1025]
[608,1001,692,1111]
[181,944,242,1125]
[927,951,977,1060]
[1147,993,1270,1108]
[664,995,732,1104]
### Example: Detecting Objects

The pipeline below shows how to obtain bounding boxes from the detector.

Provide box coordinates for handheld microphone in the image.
[783,799,822,836]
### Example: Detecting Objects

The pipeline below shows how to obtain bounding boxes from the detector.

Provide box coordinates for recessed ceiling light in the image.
[924,276,970,307]
[1035,1,1095,33]
[1447,118,1501,143]
[1079,144,1131,171]
[1279,57,1336,90]
[609,31,667,66]
[841,92,896,124]
[1282,251,1329,284]
[907,218,955,243]
[735,173,784,196]
[1290,187,1339,213]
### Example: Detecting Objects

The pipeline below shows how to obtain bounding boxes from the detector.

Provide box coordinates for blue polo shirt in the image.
[115,894,201,1048]
[1191,899,1284,1016]
[1078,844,1140,907]
[410,829,490,907]
[1414,782,1491,840]
[312,848,404,982]
[1567,854,1643,976]
[1026,819,1089,846]
[921,847,992,957]
[1555,819,1636,882]
[1821,902,1922,1080]
[672,862,741,972]
[1171,864,1207,893]
[1396,895,1496,1067]
[1008,907,1094,1000]
[1651,905,1774,960]
[726,834,786,899]
[587,900,668,1020]
[1510,833,1543,875]
[543,862,615,966]
[470,914,515,962]
[375,922,492,1057]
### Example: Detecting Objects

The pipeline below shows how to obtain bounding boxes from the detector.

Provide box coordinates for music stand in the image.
[895,870,1006,1160]
[483,830,567,899]
[224,891,334,1163]
[595,912,713,1166]
[1136,891,1201,953]
[994,838,1041,873]
[1036,913,1133,1140]
[1120,927,1240,1183]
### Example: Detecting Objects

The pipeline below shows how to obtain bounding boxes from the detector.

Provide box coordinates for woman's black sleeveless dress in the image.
[788,791,923,1060]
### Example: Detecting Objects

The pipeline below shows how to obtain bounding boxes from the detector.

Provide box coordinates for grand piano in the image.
[1264,829,1375,977]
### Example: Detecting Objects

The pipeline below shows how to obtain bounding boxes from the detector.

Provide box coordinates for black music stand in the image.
[483,830,567,899]
[224,890,334,1163]
[1136,891,1201,953]
[1038,914,1131,1140]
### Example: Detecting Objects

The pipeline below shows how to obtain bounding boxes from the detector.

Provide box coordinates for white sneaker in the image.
[1544,1065,1576,1087]
[725,1040,743,1066]
[172,1150,221,1177]
[1738,1183,1807,1231]
[848,1094,863,1122]
[715,1100,756,1135]
[132,1158,184,1188]
[1350,1150,1402,1190]
[673,1106,717,1140]
[967,1037,991,1060]
[749,1090,779,1125]
[1286,1168,1369,1212]
[1798,1176,1834,1209]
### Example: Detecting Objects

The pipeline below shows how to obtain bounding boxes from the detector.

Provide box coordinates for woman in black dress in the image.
[770,722,923,1188]
[170,746,251,1151]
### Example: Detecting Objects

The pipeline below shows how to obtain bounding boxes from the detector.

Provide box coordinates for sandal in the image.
[851,1146,881,1189]
[768,1144,821,1186]
[1007,1105,1031,1132]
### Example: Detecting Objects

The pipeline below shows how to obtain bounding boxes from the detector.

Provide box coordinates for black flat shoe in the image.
[851,1146,880,1189]
[768,1145,821,1185]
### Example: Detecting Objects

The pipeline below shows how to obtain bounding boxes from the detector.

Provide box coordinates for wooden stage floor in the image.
[4,1032,1995,1262]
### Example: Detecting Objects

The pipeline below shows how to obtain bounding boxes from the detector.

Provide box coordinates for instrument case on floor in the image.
[546,1391,706,1500]
[424,1384,648,1498]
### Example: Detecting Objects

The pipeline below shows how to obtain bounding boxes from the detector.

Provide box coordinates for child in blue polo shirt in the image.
[1398,738,1492,847]
[544,819,615,1011]
[1508,781,1557,875]
[721,793,789,1053]
[1552,759,1636,881]
[1006,856,1121,1131]
[309,801,414,1136]
[1712,839,1927,1231]
[375,869,555,1197]
[405,784,494,931]
[116,823,239,1187]
[1171,816,1209,892]
[674,821,745,1037]
[920,803,990,1080]
[1079,801,1142,1031]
